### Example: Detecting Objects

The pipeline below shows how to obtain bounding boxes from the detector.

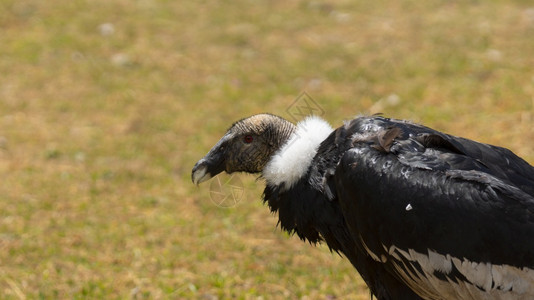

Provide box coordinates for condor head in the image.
[191,114,296,185]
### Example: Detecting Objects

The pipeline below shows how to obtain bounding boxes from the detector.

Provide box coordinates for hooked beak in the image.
[191,144,226,185]
[191,159,210,185]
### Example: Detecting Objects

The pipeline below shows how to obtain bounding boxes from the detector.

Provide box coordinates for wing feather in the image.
[334,146,534,298]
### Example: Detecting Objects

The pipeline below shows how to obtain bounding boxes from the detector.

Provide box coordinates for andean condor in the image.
[191,113,534,299]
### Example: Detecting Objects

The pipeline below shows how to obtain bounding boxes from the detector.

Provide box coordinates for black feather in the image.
[262,115,534,299]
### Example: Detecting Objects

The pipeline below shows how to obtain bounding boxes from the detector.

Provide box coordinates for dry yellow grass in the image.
[0,0,533,298]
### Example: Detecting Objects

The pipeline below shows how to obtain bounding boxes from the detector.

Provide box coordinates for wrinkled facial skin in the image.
[192,114,295,185]
[191,130,273,185]
[218,130,275,174]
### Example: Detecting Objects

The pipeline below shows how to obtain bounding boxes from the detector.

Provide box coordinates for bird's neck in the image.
[262,116,334,190]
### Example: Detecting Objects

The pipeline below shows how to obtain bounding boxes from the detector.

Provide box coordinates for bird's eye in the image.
[243,135,254,144]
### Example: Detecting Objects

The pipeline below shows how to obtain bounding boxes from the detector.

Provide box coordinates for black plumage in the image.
[192,114,534,299]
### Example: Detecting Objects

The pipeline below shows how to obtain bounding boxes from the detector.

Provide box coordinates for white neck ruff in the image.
[263,116,334,189]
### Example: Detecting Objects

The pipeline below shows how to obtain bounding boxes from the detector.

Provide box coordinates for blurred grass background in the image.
[0,0,533,298]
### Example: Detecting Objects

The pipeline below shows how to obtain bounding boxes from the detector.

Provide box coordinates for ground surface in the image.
[0,0,533,298]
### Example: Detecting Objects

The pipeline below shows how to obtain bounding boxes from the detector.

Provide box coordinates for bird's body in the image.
[192,114,534,299]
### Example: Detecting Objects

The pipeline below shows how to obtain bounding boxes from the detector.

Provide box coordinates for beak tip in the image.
[192,161,212,185]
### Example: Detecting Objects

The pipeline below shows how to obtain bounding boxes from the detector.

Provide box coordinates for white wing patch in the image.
[364,243,534,299]
[263,116,333,189]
